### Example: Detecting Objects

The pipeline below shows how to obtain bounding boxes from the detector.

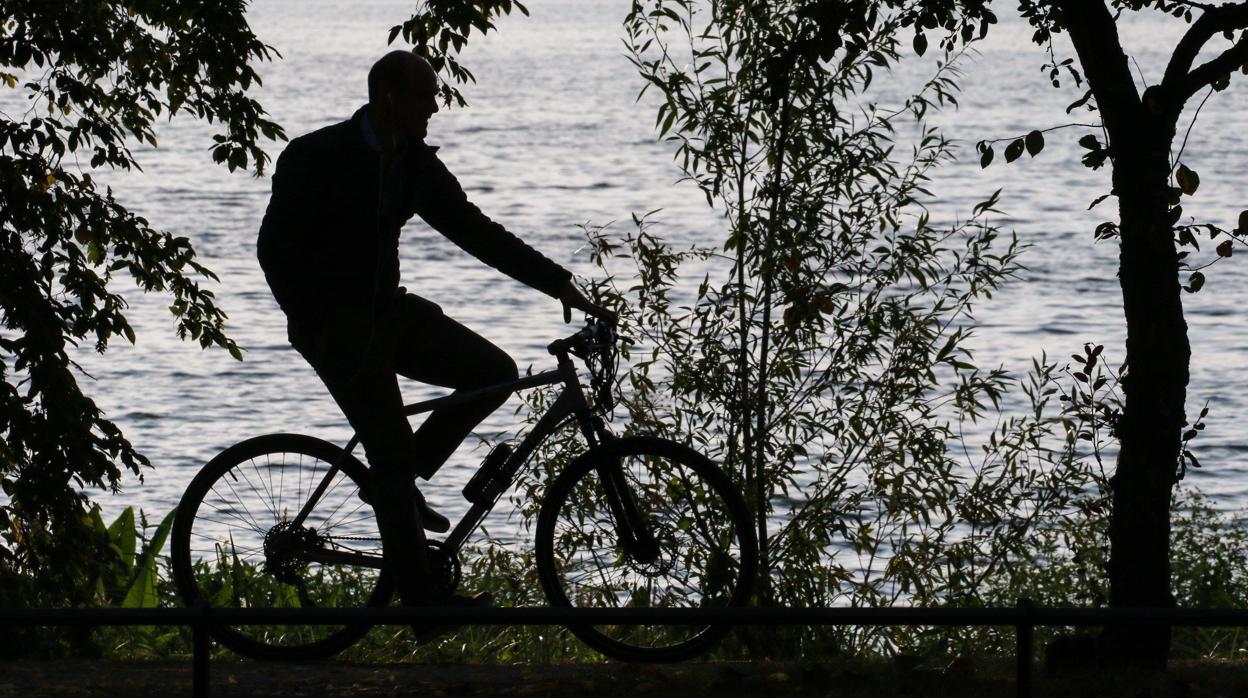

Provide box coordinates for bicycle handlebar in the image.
[547,317,616,357]
[548,317,625,415]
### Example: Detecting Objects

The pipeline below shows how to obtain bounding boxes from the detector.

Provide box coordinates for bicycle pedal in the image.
[462,442,514,506]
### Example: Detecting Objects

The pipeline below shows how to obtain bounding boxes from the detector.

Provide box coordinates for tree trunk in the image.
[1059,0,1188,669]
[1101,102,1186,668]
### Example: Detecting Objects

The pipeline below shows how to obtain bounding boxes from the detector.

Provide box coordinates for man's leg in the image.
[391,293,519,479]
[291,312,432,607]
[323,368,435,606]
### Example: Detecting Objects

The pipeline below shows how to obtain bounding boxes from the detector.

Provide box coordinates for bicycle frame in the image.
[294,349,646,567]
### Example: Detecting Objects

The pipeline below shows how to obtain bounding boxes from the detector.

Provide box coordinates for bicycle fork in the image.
[569,399,660,564]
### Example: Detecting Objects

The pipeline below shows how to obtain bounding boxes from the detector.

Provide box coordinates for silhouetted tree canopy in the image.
[0,0,282,604]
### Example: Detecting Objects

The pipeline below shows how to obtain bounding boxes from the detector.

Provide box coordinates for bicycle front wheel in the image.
[535,436,757,662]
[170,433,393,660]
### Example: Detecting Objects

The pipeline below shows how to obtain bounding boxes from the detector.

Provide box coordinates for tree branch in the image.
[1057,0,1143,135]
[1162,2,1248,103]
[1182,36,1248,99]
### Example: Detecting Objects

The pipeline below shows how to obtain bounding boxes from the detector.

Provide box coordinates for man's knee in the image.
[492,352,519,385]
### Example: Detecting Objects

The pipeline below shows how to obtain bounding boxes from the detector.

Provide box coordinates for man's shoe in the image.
[358,487,451,534]
[412,488,451,534]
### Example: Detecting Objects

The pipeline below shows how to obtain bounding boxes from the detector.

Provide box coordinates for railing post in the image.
[1015,597,1034,698]
[193,598,210,698]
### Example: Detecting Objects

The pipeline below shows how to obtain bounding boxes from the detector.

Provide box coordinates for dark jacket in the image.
[257,106,571,333]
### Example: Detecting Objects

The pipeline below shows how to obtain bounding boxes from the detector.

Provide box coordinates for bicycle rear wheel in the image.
[535,436,757,661]
[171,433,393,660]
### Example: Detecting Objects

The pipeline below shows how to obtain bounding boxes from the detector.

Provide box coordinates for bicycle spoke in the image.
[217,475,270,532]
[201,496,268,534]
[540,442,751,659]
[176,436,389,659]
[234,460,279,521]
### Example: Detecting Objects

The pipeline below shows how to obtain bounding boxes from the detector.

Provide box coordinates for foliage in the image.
[973,0,1248,665]
[980,0,1248,474]
[1,505,174,658]
[0,2,282,606]
[0,486,1233,663]
[467,0,1099,659]
[387,0,531,108]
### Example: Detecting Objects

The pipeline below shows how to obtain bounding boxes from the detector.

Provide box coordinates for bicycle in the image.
[170,318,758,662]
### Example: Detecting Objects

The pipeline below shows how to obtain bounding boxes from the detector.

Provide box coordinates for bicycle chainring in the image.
[425,539,462,596]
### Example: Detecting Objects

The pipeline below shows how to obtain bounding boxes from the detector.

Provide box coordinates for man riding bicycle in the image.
[257,50,612,609]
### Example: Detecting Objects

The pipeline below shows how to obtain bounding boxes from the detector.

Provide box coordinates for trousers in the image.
[290,290,518,603]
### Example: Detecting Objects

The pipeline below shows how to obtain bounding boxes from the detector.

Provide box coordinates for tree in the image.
[0,0,282,608]
[513,0,1104,657]
[977,0,1248,668]
[613,0,1008,608]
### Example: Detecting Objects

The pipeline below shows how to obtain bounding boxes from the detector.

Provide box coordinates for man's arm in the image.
[409,146,573,299]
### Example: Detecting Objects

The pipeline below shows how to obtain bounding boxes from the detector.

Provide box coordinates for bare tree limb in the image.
[1162,2,1248,102]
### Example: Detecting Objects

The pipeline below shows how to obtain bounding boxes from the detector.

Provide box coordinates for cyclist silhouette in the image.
[257,50,611,607]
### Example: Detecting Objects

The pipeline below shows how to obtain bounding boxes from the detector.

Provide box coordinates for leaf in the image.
[107,507,137,570]
[142,509,175,564]
[1237,210,1248,233]
[1185,271,1205,293]
[1087,193,1111,210]
[1082,150,1108,170]
[913,32,928,56]
[1025,130,1044,157]
[1004,138,1024,163]
[979,145,994,168]
[122,562,157,608]
[1078,134,1100,150]
[1066,89,1093,113]
[1217,240,1233,258]
[123,509,174,609]
[1175,163,1200,196]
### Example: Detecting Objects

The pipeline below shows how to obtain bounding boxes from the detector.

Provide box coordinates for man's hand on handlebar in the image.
[558,281,616,325]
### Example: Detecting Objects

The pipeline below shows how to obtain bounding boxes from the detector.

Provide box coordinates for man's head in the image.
[368,51,439,143]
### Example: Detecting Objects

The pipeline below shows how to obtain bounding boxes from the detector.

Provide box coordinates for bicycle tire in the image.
[535,436,757,662]
[171,433,394,660]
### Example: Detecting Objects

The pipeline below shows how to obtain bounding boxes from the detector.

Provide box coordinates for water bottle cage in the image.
[462,442,516,506]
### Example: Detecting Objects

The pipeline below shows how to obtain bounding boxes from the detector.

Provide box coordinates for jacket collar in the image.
[350,104,438,156]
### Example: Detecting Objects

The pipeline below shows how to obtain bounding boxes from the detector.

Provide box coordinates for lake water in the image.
[28,2,1248,531]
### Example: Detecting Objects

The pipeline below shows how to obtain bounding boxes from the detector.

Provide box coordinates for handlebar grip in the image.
[547,336,576,356]
[549,319,616,356]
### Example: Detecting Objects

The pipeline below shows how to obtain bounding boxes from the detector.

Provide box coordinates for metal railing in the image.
[2,601,1244,698]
